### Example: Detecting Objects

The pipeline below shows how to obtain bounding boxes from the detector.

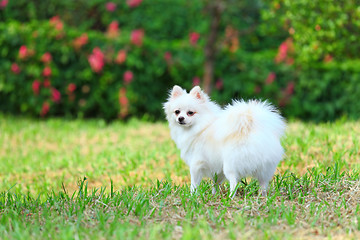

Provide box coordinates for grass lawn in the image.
[0,115,359,239]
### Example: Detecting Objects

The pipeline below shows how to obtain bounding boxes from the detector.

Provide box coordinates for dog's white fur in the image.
[163,85,286,197]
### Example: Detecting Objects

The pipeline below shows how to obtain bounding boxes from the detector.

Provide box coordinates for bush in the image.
[0,0,359,121]
[0,20,179,120]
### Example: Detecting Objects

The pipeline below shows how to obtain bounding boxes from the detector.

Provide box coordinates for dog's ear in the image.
[190,86,205,102]
[171,85,184,99]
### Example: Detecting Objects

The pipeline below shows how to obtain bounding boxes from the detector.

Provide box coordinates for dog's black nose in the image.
[178,117,185,122]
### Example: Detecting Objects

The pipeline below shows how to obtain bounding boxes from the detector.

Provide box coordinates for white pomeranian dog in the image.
[163,85,286,197]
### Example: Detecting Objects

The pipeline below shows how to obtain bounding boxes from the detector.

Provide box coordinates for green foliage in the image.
[283,0,360,63]
[0,0,359,121]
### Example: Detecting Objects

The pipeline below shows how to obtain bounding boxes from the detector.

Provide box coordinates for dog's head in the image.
[163,85,208,127]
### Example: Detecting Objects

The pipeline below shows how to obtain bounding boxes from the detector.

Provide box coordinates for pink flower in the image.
[164,52,172,62]
[32,80,41,95]
[192,77,200,86]
[285,82,295,95]
[215,79,223,90]
[115,50,127,64]
[19,45,28,59]
[41,102,50,117]
[67,83,76,93]
[51,88,61,103]
[275,42,288,63]
[189,32,200,46]
[42,66,52,77]
[88,55,104,73]
[43,79,51,88]
[119,88,128,106]
[127,0,142,8]
[0,0,8,8]
[11,63,20,74]
[123,71,134,84]
[88,47,105,73]
[265,72,276,85]
[50,16,64,31]
[106,21,119,39]
[275,38,294,64]
[73,33,88,49]
[41,52,52,64]
[93,47,104,60]
[130,29,144,47]
[106,2,117,12]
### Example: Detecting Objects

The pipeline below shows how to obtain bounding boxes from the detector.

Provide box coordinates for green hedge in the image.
[0,0,359,121]
[0,20,177,120]
[0,20,288,120]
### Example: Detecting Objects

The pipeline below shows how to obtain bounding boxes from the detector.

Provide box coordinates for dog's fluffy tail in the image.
[216,100,286,141]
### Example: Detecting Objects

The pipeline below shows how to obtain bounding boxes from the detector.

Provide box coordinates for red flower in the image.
[254,85,261,94]
[41,102,50,117]
[11,63,20,74]
[164,52,172,62]
[275,38,294,64]
[0,0,8,8]
[51,88,61,103]
[106,21,119,39]
[42,66,52,77]
[130,29,144,47]
[43,79,51,88]
[189,32,200,46]
[285,81,295,95]
[275,42,288,63]
[324,54,333,63]
[192,77,200,86]
[50,16,64,31]
[19,45,28,59]
[123,71,134,84]
[106,2,117,12]
[88,55,104,73]
[127,0,142,8]
[265,72,276,85]
[32,80,41,95]
[115,50,127,64]
[88,47,105,73]
[73,33,88,50]
[215,79,223,90]
[93,47,104,60]
[119,88,128,106]
[67,83,76,93]
[41,52,52,64]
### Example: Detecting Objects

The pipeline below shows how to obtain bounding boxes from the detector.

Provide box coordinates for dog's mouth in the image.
[178,121,186,125]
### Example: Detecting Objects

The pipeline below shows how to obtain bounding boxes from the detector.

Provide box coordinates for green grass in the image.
[0,115,360,239]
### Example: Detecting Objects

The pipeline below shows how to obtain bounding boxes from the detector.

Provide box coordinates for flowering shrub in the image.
[0,0,359,121]
[0,20,200,120]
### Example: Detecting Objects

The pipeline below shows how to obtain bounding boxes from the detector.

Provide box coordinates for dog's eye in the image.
[174,110,180,115]
[187,111,195,116]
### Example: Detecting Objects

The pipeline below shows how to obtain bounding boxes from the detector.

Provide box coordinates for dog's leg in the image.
[228,176,238,198]
[256,165,276,197]
[190,167,203,193]
[259,181,269,196]
[212,172,225,195]
[224,163,238,198]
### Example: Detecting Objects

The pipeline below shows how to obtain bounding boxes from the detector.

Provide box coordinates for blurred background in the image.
[0,0,359,122]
